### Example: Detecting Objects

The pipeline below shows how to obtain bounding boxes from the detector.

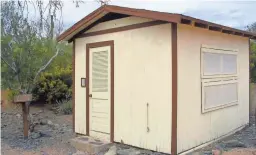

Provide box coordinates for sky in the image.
[61,0,256,31]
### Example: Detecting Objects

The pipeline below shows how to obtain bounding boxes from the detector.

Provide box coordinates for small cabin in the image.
[57,5,256,154]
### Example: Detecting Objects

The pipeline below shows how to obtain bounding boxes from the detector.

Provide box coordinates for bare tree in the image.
[96,0,111,6]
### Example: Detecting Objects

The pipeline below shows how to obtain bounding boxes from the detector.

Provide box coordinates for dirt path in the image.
[1,104,76,155]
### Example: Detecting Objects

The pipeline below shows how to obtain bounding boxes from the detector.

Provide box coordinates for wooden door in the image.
[89,46,111,141]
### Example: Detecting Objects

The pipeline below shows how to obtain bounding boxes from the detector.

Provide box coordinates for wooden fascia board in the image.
[57,6,107,42]
[105,6,181,23]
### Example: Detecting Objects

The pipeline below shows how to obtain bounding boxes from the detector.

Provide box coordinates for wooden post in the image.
[22,102,30,138]
[14,94,32,139]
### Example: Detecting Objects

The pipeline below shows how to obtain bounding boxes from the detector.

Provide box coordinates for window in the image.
[201,47,238,78]
[201,45,238,113]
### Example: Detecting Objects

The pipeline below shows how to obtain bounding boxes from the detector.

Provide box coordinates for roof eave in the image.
[57,5,108,42]
[57,5,256,42]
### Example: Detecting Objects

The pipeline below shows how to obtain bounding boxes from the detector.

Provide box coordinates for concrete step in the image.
[70,136,112,154]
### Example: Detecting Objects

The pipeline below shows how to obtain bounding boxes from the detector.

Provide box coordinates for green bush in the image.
[33,65,72,104]
[58,99,72,115]
[7,89,19,102]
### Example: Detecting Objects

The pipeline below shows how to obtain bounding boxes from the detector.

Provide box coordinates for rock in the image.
[117,148,140,155]
[47,120,53,126]
[58,128,65,134]
[53,124,60,129]
[31,132,41,139]
[16,114,21,118]
[72,151,87,155]
[117,144,130,149]
[212,149,222,155]
[202,151,212,155]
[32,113,38,116]
[104,145,117,155]
[1,124,7,128]
[139,149,153,154]
[40,119,47,125]
[40,131,52,137]
[224,140,246,148]
[62,126,67,130]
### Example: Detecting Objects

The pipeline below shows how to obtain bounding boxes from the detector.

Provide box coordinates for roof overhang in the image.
[57,5,256,42]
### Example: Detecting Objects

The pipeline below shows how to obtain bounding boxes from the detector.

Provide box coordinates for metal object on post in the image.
[13,94,32,139]
[81,78,86,87]
[146,103,150,132]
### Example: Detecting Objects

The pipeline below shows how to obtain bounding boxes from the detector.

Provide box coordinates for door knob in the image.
[89,94,92,97]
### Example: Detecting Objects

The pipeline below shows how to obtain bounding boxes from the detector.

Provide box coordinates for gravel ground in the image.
[1,104,76,155]
[1,103,256,155]
[193,116,256,155]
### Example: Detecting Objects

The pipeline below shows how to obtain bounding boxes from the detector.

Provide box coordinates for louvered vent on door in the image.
[92,51,108,92]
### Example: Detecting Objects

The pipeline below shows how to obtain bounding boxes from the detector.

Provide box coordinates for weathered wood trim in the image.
[86,40,115,142]
[77,20,167,38]
[171,23,178,155]
[72,40,76,132]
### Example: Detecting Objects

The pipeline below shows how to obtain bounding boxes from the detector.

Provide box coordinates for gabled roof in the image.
[57,5,256,42]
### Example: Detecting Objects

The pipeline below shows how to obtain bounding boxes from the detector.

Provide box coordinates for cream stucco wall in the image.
[177,24,249,153]
[75,17,172,153]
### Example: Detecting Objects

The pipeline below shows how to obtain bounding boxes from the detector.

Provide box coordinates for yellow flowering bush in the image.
[33,65,72,104]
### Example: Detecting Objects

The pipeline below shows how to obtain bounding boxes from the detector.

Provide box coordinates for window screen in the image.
[204,82,238,110]
[203,53,221,75]
[202,48,237,77]
[222,54,237,74]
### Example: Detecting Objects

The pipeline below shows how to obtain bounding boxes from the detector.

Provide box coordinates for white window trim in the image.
[201,44,239,52]
[201,77,238,113]
[201,47,238,79]
[201,45,239,113]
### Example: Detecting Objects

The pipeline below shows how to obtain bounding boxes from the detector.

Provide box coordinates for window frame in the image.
[201,45,239,113]
[201,77,238,113]
[201,46,238,79]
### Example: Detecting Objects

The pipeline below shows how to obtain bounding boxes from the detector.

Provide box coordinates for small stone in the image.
[40,131,52,137]
[16,114,21,118]
[117,148,140,155]
[224,140,246,148]
[72,151,87,155]
[104,145,117,155]
[47,120,53,125]
[133,151,140,155]
[203,151,213,155]
[53,124,60,129]
[40,119,47,125]
[31,132,41,139]
[212,149,222,155]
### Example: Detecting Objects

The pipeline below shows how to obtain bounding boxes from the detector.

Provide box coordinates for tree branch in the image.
[1,56,17,73]
[33,48,60,82]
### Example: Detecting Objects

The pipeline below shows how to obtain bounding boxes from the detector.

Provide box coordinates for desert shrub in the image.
[7,89,19,101]
[58,99,72,115]
[33,65,72,104]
